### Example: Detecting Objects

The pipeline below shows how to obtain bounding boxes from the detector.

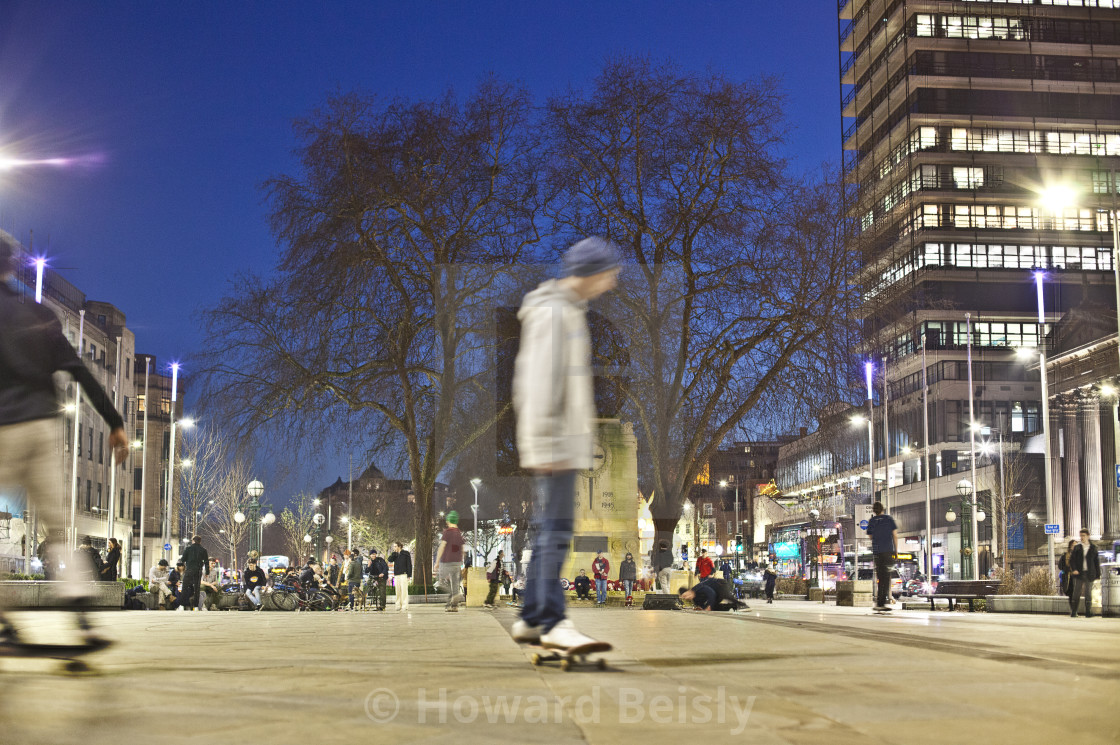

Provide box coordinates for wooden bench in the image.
[927,579,1002,611]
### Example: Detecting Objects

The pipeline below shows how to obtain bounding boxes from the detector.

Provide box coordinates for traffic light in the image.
[734,534,744,553]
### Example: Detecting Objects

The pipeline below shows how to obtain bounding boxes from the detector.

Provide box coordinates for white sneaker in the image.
[511,619,541,643]
[540,619,598,650]
[175,606,184,612]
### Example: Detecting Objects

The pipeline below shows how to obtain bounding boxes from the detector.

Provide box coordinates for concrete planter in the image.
[835,580,873,607]
[0,580,125,609]
[989,594,1100,615]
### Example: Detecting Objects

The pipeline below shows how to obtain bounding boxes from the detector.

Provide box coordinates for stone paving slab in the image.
[0,601,1116,744]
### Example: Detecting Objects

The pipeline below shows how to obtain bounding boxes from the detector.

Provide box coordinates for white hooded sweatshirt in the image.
[512,279,595,471]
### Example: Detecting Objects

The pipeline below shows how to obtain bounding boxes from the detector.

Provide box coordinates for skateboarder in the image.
[865,501,898,611]
[0,234,128,648]
[510,236,620,651]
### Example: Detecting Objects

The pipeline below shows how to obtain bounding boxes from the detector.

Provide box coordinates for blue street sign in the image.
[1115,464,1120,489]
[163,543,172,551]
[859,520,869,530]
[1044,524,1060,535]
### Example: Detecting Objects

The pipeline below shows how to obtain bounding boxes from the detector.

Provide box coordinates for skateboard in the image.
[870,608,893,615]
[0,638,110,673]
[529,641,612,671]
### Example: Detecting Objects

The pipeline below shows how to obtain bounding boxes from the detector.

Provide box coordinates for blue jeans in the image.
[622,579,634,597]
[595,578,607,603]
[522,471,576,633]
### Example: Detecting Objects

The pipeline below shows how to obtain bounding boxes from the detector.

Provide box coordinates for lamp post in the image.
[719,479,741,568]
[1017,275,1058,587]
[470,478,481,564]
[245,480,264,556]
[312,512,326,562]
[949,479,988,579]
[808,508,821,587]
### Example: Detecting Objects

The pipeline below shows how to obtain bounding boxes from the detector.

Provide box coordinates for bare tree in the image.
[277,494,318,567]
[198,456,253,570]
[544,57,858,543]
[177,423,234,538]
[199,80,545,586]
[977,448,1037,571]
[345,515,397,558]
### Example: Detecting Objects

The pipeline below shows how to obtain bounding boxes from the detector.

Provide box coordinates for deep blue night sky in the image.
[0,1,841,492]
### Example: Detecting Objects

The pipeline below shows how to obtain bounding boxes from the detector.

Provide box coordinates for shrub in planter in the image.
[990,567,1018,595]
[1017,566,1057,596]
[776,577,808,596]
[120,578,148,592]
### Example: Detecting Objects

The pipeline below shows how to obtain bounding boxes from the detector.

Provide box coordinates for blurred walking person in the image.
[0,235,128,646]
[435,512,465,612]
[511,236,619,650]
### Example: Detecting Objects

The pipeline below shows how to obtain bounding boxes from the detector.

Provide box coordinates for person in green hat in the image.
[435,511,466,612]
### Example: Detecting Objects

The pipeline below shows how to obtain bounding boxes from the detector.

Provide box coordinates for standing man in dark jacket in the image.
[180,536,209,611]
[865,501,898,611]
[653,541,674,593]
[388,542,412,612]
[0,235,128,645]
[366,549,389,611]
[618,552,637,606]
[1069,528,1101,618]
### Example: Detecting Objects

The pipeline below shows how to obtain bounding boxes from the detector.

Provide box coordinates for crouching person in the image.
[679,577,747,612]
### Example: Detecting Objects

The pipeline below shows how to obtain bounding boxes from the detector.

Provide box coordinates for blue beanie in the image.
[563,236,621,277]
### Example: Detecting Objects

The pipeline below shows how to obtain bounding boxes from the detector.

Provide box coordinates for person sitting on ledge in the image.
[572,569,592,601]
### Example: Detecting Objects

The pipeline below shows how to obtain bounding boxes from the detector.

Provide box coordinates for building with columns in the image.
[1042,300,1120,541]
[778,0,1120,578]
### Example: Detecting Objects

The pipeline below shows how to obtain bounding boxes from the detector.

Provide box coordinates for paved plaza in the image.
[1,600,1117,744]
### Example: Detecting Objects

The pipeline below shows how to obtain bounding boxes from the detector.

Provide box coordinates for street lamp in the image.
[808,508,821,588]
[470,478,482,564]
[312,512,326,562]
[950,479,986,579]
[719,479,742,568]
[1017,274,1058,588]
[246,480,264,556]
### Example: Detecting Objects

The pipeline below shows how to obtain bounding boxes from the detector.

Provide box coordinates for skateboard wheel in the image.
[530,653,542,666]
[560,658,571,671]
[65,660,89,674]
[597,658,607,670]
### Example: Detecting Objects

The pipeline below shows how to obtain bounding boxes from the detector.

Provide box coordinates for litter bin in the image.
[1101,563,1120,618]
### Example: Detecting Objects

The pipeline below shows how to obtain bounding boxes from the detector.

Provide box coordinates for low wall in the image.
[988,594,1101,615]
[835,580,873,607]
[0,580,125,609]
